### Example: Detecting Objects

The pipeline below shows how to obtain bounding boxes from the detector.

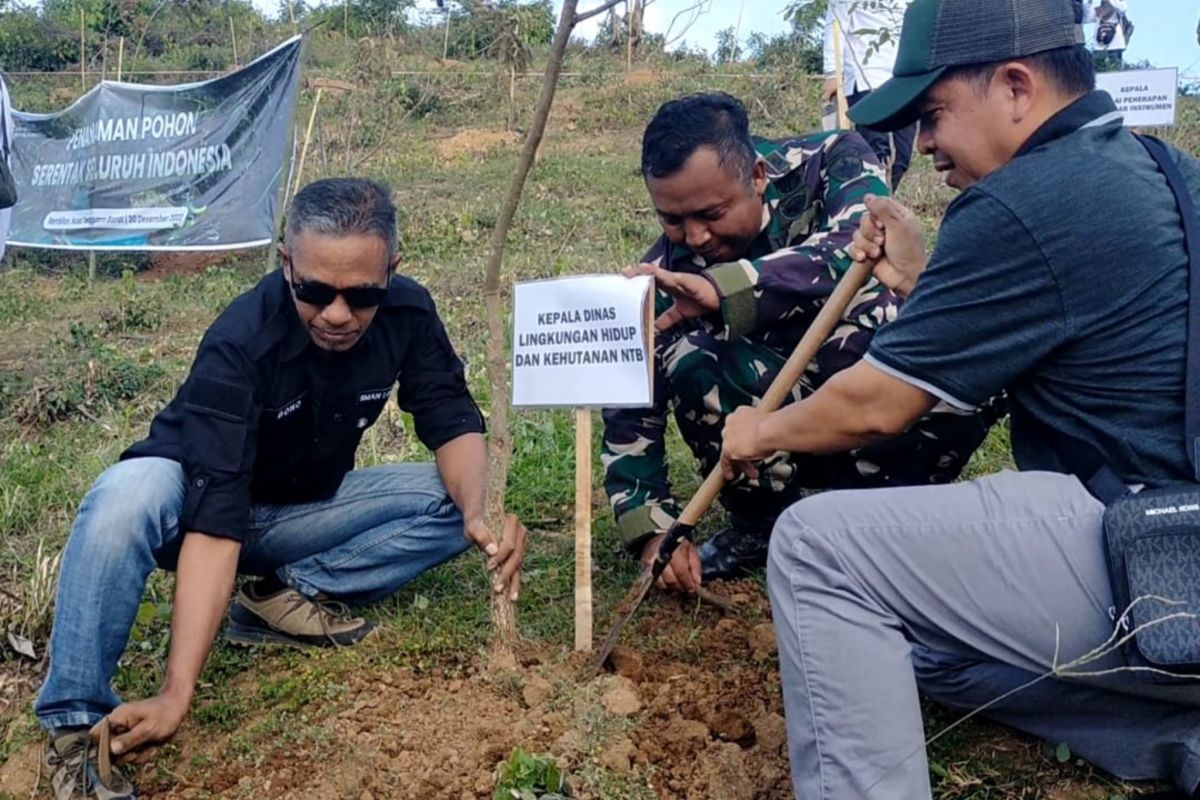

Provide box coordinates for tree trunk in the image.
[481,0,584,654]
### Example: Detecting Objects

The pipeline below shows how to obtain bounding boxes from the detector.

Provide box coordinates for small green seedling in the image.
[493,746,570,800]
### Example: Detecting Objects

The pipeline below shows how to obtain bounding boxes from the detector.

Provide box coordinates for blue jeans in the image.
[35,457,470,731]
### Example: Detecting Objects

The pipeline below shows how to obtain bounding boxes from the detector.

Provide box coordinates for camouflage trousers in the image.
[645,328,1002,536]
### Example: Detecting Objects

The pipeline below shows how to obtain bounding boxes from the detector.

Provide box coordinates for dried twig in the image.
[862,596,1200,796]
[348,82,437,172]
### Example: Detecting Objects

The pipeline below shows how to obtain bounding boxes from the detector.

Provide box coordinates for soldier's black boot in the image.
[697,518,773,582]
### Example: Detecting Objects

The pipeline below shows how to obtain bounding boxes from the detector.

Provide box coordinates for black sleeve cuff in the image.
[413,395,486,452]
[179,471,251,541]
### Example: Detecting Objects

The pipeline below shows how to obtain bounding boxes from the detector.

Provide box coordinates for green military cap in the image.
[849,0,1084,131]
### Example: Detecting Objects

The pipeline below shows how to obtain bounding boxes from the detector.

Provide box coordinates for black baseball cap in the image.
[849,0,1084,131]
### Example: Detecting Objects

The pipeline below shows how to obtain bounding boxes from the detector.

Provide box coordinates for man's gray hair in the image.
[284,177,398,258]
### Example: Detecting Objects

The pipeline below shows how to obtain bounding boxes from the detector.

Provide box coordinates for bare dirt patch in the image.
[3,580,790,799]
[0,578,1159,798]
[623,69,658,86]
[435,129,521,163]
[142,251,231,280]
[143,580,787,799]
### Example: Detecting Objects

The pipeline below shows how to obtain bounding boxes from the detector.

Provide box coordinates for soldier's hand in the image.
[821,77,838,103]
[721,406,768,481]
[623,263,719,331]
[850,194,928,298]
[642,533,702,593]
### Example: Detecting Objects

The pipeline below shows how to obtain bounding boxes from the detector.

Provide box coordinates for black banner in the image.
[7,36,302,251]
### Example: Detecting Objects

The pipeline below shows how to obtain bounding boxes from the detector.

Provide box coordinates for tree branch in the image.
[574,0,626,26]
[663,0,711,48]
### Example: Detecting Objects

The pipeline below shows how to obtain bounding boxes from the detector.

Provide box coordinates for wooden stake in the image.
[317,109,328,175]
[229,17,239,66]
[507,66,516,132]
[625,0,633,72]
[80,8,86,93]
[442,3,452,61]
[833,17,850,128]
[290,87,323,200]
[116,37,124,81]
[87,250,96,287]
[574,407,593,651]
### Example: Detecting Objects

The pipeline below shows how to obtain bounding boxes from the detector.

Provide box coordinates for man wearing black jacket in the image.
[35,178,527,799]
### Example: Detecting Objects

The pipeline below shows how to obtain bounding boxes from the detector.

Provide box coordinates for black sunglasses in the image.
[284,256,389,309]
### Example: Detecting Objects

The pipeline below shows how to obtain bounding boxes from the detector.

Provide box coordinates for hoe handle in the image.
[595,259,877,673]
[673,258,875,531]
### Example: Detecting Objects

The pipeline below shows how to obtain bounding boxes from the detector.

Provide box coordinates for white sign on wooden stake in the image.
[512,273,655,652]
[1096,68,1178,128]
[512,274,654,409]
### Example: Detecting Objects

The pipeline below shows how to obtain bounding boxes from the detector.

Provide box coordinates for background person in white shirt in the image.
[1082,0,1129,70]
[821,0,916,189]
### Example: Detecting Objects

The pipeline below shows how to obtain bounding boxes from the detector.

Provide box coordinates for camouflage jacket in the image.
[602,130,900,548]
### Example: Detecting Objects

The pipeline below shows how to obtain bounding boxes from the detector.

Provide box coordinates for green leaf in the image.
[1054,742,1071,763]
[544,763,563,790]
[136,600,156,626]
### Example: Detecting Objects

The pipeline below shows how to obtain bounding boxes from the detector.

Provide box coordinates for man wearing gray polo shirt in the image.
[721,0,1200,798]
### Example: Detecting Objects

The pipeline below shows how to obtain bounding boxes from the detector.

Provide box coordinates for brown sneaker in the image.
[225,584,377,647]
[45,728,136,800]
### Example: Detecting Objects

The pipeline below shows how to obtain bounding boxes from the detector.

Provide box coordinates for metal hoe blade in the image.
[591,563,656,671]
[593,520,695,671]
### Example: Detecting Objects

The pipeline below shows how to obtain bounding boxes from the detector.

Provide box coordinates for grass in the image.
[1,52,1197,797]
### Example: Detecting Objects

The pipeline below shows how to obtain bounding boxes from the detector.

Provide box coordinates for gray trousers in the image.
[767,470,1200,799]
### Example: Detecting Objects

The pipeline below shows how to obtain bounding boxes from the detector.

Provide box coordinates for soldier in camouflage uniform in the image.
[602,93,1002,588]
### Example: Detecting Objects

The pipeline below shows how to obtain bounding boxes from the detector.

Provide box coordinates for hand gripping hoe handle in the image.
[594,259,876,671]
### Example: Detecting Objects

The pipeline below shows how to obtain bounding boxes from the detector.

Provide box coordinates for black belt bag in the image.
[1103,486,1200,675]
[1083,135,1200,677]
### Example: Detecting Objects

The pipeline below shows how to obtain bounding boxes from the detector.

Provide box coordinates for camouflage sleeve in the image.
[703,132,890,342]
[601,399,681,553]
[601,235,683,552]
[805,277,901,395]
